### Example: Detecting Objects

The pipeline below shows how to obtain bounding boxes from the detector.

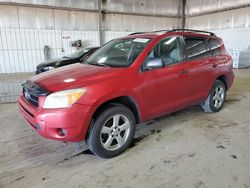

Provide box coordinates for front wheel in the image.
[86,104,136,158]
[202,80,226,113]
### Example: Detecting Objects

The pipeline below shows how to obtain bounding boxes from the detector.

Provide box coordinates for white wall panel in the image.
[54,0,69,7]
[186,7,250,30]
[54,10,70,30]
[187,12,250,68]
[105,14,180,32]
[104,31,131,43]
[106,0,182,17]
[36,8,54,29]
[82,0,98,10]
[0,0,98,10]
[68,0,83,9]
[16,0,36,4]
[0,5,19,28]
[0,28,99,73]
[186,0,250,16]
[35,0,54,6]
[0,3,181,73]
[232,8,248,28]
[0,5,99,30]
[18,7,37,29]
[83,12,98,30]
[213,28,250,49]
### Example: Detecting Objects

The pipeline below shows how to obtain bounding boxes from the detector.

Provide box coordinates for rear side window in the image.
[207,38,221,56]
[184,37,209,60]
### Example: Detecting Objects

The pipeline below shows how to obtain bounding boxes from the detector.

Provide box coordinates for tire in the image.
[202,80,226,113]
[86,104,136,158]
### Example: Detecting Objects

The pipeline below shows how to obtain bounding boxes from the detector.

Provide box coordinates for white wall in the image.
[185,1,250,50]
[185,0,250,69]
[0,28,99,73]
[0,5,100,73]
[0,3,181,73]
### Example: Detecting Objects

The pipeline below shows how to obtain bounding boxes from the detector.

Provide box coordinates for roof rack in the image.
[128,29,216,37]
[129,30,169,36]
[128,32,148,36]
[153,29,170,33]
[167,29,216,36]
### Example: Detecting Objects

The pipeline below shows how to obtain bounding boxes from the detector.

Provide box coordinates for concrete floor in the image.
[0,69,250,188]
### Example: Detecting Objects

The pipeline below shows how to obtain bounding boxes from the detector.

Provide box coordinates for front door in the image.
[140,36,190,119]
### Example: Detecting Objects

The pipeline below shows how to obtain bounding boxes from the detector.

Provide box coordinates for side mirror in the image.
[144,57,164,71]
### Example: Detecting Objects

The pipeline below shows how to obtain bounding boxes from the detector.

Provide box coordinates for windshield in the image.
[64,48,90,59]
[86,38,151,67]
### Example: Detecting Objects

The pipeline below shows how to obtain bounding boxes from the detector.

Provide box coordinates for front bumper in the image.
[18,94,92,142]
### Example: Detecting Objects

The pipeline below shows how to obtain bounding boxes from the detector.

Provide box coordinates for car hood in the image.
[37,57,70,68]
[30,63,124,92]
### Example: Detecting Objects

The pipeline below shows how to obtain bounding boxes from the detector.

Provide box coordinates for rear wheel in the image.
[202,80,226,113]
[86,104,136,158]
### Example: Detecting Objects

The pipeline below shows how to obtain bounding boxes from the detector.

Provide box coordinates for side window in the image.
[207,38,221,56]
[148,36,184,66]
[184,37,209,60]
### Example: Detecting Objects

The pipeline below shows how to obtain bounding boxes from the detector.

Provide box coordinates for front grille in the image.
[22,80,50,107]
[23,88,39,107]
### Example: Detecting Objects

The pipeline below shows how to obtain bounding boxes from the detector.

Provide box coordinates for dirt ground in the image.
[0,69,250,188]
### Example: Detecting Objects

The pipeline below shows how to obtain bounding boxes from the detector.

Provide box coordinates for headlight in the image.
[43,88,86,109]
[43,66,55,71]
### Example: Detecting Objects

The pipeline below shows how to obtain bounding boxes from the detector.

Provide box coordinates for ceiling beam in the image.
[182,0,186,29]
[97,0,104,45]
[101,10,180,19]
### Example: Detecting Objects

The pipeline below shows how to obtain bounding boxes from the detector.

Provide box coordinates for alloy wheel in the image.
[100,114,130,151]
[213,85,225,108]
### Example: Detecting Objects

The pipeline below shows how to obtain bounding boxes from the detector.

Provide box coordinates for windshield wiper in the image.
[62,56,72,59]
[86,61,111,67]
[97,63,111,67]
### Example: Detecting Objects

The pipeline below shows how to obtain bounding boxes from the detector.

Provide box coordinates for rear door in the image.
[183,36,215,101]
[207,37,227,69]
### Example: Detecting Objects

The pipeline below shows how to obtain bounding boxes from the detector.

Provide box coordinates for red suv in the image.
[18,29,234,158]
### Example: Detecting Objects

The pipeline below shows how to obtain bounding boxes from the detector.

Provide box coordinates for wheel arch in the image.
[216,75,228,90]
[91,96,141,124]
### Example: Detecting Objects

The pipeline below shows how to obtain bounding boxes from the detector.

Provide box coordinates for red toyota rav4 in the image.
[18,29,234,158]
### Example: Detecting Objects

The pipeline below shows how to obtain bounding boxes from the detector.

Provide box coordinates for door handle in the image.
[212,63,218,68]
[181,69,189,74]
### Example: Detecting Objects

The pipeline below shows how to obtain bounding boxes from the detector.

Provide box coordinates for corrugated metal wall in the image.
[0,5,99,73]
[0,1,182,73]
[0,0,98,9]
[185,0,250,69]
[185,0,250,16]
[105,0,182,16]
[0,0,182,103]
[104,14,180,32]
[185,1,250,48]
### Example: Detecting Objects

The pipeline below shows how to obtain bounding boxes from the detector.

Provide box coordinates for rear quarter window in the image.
[207,38,221,56]
[184,37,210,60]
